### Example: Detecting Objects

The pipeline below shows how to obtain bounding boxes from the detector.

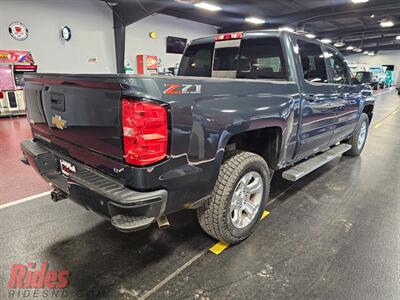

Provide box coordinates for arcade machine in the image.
[0,50,37,117]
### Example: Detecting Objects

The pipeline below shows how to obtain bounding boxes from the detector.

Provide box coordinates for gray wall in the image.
[125,14,217,73]
[0,0,116,74]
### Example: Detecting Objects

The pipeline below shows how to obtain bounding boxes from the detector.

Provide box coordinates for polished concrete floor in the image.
[1,89,400,299]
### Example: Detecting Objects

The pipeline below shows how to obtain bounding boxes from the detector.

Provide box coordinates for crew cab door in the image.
[294,38,337,157]
[324,47,359,143]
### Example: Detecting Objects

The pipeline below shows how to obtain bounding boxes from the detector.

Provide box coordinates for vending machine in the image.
[0,50,37,117]
[136,55,158,75]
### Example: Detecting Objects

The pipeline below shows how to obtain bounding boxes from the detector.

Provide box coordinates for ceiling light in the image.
[396,35,400,40]
[356,48,363,53]
[245,17,266,24]
[363,51,369,54]
[279,26,294,32]
[305,33,316,39]
[346,46,354,50]
[368,52,375,56]
[321,38,332,44]
[194,2,221,11]
[334,41,346,47]
[370,14,375,18]
[351,0,369,3]
[380,20,394,28]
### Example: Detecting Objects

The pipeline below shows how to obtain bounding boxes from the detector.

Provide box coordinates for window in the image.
[297,40,328,83]
[178,42,214,77]
[326,49,351,85]
[213,47,239,71]
[237,37,288,80]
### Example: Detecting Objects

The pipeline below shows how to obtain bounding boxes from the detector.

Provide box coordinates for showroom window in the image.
[237,37,288,80]
[179,42,214,77]
[297,40,328,83]
[325,48,351,85]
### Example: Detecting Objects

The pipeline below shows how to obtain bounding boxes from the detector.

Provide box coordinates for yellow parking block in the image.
[373,122,383,129]
[209,210,271,255]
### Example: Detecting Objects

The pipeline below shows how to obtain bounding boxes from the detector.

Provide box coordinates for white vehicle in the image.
[348,64,368,75]
[369,66,387,90]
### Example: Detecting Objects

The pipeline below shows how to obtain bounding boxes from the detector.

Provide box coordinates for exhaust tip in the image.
[157,215,170,229]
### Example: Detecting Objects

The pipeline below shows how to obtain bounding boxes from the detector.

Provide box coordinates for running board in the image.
[282,144,352,182]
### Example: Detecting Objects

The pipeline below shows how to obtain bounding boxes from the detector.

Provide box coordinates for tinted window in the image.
[326,49,350,84]
[213,47,239,71]
[237,37,288,80]
[297,40,328,83]
[179,42,214,77]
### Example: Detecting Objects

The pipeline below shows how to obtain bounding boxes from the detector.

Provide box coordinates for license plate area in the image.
[60,159,76,177]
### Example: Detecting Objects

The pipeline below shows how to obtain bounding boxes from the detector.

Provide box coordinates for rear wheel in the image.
[197,151,270,244]
[344,113,369,157]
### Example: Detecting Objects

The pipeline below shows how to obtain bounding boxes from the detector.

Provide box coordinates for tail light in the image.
[215,32,243,41]
[122,99,168,166]
[0,91,3,99]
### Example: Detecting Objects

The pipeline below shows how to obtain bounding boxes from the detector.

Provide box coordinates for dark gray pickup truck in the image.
[21,30,374,244]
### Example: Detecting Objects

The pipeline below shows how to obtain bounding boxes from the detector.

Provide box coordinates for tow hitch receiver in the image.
[51,189,68,203]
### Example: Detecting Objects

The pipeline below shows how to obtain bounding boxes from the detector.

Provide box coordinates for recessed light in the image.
[194,2,222,11]
[368,52,375,56]
[370,14,375,18]
[279,26,294,32]
[351,0,369,3]
[245,17,266,24]
[363,51,369,54]
[396,35,400,40]
[346,46,354,50]
[321,38,332,44]
[334,41,346,47]
[306,33,316,39]
[380,20,394,28]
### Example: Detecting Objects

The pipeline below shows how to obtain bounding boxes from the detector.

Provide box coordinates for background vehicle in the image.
[369,66,387,90]
[21,31,374,244]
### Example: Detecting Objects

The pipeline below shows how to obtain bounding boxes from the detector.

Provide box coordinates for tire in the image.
[397,89,400,96]
[197,151,270,244]
[373,85,378,90]
[344,113,369,157]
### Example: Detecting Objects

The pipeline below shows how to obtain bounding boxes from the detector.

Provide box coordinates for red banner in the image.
[0,50,35,64]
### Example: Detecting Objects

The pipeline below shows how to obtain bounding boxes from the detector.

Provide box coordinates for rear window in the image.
[237,37,288,80]
[213,47,239,71]
[178,42,214,77]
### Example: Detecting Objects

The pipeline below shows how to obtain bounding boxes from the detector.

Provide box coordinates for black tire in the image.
[373,85,378,90]
[344,113,369,157]
[397,89,400,96]
[197,151,270,244]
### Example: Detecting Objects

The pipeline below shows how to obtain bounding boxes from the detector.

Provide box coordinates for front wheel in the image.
[344,113,369,157]
[197,151,270,244]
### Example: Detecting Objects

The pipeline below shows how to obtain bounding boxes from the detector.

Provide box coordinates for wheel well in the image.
[226,127,282,170]
[363,104,374,123]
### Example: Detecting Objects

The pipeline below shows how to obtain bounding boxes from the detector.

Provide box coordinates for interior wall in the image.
[0,0,116,74]
[347,50,400,83]
[125,14,217,74]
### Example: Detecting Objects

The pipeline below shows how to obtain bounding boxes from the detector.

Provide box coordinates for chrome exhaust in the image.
[157,215,170,229]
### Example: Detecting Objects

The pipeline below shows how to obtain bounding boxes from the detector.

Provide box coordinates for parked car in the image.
[396,71,400,95]
[369,66,387,90]
[21,30,374,244]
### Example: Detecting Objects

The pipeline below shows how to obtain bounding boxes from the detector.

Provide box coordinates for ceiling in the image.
[105,0,400,55]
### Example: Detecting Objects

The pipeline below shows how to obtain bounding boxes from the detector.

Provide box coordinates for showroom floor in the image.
[1,89,399,299]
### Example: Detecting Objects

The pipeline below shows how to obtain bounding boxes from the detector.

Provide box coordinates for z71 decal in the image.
[163,84,202,95]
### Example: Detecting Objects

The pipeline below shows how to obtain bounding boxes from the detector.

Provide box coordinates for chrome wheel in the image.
[358,122,367,150]
[230,171,264,229]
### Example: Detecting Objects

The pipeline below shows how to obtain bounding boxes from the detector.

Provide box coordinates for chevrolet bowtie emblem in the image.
[52,115,67,130]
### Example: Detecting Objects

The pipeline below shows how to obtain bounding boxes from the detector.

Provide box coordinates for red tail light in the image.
[122,99,168,166]
[0,91,3,99]
[215,32,243,41]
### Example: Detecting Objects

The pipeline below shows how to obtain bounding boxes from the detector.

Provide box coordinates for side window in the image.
[178,43,214,77]
[326,49,351,85]
[237,37,288,80]
[297,40,328,83]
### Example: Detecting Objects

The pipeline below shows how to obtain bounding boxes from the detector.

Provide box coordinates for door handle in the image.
[305,94,316,102]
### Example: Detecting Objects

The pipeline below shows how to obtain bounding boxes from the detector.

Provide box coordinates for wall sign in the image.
[9,22,29,41]
[61,26,72,41]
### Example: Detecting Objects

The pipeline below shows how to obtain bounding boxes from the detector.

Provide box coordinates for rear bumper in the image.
[21,140,167,232]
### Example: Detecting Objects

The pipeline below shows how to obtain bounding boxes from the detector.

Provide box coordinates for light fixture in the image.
[370,14,375,18]
[351,0,369,3]
[396,35,400,40]
[334,41,346,47]
[194,2,222,11]
[245,17,266,24]
[346,46,354,50]
[355,48,363,53]
[363,51,369,54]
[279,26,294,32]
[305,33,316,39]
[380,19,394,28]
[368,52,375,56]
[321,38,332,44]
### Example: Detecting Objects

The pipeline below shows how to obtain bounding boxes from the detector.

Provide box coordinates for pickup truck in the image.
[21,30,374,244]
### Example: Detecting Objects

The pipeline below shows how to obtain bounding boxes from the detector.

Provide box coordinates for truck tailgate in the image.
[24,74,123,160]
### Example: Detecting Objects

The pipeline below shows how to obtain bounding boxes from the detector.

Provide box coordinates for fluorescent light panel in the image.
[381,20,394,28]
[194,2,221,11]
[351,0,369,3]
[321,38,332,44]
[306,33,316,39]
[245,17,266,24]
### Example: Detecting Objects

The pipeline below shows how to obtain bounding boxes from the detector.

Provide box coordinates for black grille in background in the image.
[8,92,17,108]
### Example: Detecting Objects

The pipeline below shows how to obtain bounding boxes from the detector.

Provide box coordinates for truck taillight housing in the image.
[122,99,168,166]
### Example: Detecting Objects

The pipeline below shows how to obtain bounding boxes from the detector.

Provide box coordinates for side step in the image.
[282,144,352,182]
[111,215,155,232]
